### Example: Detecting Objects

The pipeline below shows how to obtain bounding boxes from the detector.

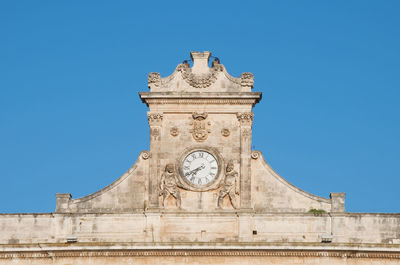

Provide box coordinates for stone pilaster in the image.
[237,112,253,209]
[147,112,163,209]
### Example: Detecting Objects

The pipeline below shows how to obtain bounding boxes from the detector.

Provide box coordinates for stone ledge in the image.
[139,92,262,106]
[1,249,399,259]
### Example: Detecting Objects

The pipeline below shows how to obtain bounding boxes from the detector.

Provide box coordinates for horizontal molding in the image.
[1,249,399,259]
[144,99,259,105]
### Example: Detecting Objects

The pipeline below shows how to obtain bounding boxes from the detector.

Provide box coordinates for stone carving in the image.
[242,128,251,138]
[217,161,239,209]
[236,112,254,125]
[240,72,254,88]
[251,151,259,159]
[160,164,181,208]
[150,128,160,141]
[148,72,161,87]
[190,112,211,142]
[170,127,179,137]
[141,151,151,160]
[176,63,223,88]
[221,128,230,137]
[147,113,163,125]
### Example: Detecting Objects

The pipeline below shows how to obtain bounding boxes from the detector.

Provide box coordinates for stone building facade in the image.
[0,51,399,264]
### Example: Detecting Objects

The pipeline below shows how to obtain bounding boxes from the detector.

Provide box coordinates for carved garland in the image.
[148,65,254,89]
[177,63,224,88]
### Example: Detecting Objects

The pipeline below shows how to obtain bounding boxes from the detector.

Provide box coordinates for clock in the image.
[178,147,223,191]
[182,150,218,186]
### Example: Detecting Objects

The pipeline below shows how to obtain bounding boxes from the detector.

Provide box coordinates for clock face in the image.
[182,150,219,186]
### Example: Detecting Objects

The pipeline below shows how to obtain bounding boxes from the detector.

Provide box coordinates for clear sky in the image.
[1,1,399,213]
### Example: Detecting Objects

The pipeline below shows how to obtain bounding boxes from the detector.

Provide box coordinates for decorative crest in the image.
[190,112,211,142]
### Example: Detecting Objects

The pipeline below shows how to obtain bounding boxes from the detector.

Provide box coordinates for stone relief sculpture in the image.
[170,126,179,137]
[217,161,240,209]
[159,164,182,209]
[189,112,211,142]
[147,72,161,88]
[176,62,223,88]
[240,72,254,88]
[236,112,254,125]
[221,128,230,137]
[147,113,163,124]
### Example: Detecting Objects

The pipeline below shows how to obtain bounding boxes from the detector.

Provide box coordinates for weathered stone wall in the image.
[55,148,335,214]
[56,151,150,213]
[1,212,399,245]
[251,152,332,212]
[153,112,244,211]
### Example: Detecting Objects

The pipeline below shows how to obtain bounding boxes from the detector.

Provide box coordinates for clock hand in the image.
[185,164,205,177]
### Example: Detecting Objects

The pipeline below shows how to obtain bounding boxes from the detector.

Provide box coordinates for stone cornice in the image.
[2,211,400,217]
[1,249,399,259]
[139,92,262,106]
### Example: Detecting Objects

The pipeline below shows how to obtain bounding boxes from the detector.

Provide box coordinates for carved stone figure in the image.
[217,161,239,209]
[160,164,181,208]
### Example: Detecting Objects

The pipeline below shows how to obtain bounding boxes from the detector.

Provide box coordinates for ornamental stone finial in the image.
[190,51,211,75]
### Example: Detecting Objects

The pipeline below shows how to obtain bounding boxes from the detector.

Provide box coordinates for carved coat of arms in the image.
[190,112,211,142]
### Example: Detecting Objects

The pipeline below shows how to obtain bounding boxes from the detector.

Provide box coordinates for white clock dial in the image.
[182,150,218,186]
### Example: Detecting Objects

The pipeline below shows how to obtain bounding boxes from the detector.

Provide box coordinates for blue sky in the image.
[0,1,399,213]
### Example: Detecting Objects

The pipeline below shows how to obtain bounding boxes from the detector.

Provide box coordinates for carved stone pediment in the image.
[146,51,254,92]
